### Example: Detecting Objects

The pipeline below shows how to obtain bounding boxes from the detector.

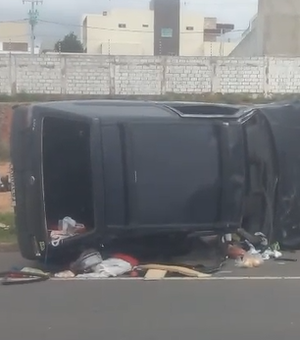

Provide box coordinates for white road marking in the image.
[51,276,300,281]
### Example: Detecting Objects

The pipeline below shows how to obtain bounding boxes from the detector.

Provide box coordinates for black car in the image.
[10,100,278,260]
[260,100,300,248]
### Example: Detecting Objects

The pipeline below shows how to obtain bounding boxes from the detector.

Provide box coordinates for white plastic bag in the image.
[55,270,76,278]
[77,258,132,278]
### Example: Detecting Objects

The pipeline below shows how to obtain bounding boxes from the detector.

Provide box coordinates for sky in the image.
[0,0,258,47]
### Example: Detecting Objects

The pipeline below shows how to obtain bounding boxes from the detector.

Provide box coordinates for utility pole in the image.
[23,0,43,55]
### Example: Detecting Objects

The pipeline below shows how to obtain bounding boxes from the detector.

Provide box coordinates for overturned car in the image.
[10,100,296,261]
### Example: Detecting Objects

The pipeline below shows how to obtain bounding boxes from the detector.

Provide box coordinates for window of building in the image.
[186,26,194,31]
[3,42,28,52]
[118,23,126,28]
[161,28,173,38]
[142,24,149,28]
[103,11,107,16]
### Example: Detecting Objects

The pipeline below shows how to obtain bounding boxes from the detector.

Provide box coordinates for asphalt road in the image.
[0,252,300,340]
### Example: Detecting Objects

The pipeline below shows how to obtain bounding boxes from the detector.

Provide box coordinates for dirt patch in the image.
[0,162,9,174]
[0,193,12,213]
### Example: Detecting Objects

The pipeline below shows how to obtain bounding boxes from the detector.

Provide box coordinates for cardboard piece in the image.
[140,264,211,278]
[144,269,167,280]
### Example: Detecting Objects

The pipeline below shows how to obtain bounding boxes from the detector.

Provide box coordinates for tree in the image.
[54,32,84,53]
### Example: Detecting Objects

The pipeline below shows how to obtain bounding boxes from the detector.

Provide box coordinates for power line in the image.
[0,19,28,23]
[0,34,29,39]
[102,0,257,5]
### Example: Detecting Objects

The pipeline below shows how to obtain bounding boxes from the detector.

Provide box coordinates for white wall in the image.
[180,11,204,56]
[0,22,29,43]
[1,54,300,96]
[203,41,237,57]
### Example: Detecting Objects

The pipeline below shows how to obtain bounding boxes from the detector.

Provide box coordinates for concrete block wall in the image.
[0,54,299,96]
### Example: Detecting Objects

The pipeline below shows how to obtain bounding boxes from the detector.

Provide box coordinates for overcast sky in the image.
[0,0,258,47]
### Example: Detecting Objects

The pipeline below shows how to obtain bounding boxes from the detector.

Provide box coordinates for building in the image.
[230,0,300,57]
[0,21,29,53]
[82,0,236,56]
[202,17,237,57]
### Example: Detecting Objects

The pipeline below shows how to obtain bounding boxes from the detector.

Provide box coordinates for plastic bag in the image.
[235,252,264,268]
[77,258,132,278]
[54,270,76,278]
[261,248,282,260]
[58,216,86,235]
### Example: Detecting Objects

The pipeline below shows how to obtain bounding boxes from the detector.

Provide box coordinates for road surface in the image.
[0,252,299,340]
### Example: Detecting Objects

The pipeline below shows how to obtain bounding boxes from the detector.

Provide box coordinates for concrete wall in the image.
[259,0,300,56]
[229,15,260,57]
[231,0,300,57]
[258,0,300,56]
[229,30,258,57]
[1,54,300,96]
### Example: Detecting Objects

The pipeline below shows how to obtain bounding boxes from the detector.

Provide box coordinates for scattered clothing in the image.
[77,257,133,278]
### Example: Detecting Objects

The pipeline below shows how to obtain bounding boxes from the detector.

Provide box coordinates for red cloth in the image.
[112,253,139,267]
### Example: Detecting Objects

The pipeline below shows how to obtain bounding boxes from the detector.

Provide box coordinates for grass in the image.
[0,212,16,244]
[0,142,10,162]
[1,92,300,104]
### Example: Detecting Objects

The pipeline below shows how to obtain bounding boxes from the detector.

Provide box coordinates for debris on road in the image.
[2,228,298,285]
[223,229,285,268]
[75,254,137,279]
[0,268,50,286]
[235,253,264,268]
[138,264,211,279]
[227,245,246,259]
[54,270,76,278]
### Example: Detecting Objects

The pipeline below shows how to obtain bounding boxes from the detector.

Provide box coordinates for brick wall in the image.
[0,54,299,95]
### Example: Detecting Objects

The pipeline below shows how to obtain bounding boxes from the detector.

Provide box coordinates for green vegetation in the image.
[0,142,10,162]
[54,32,84,53]
[0,92,300,104]
[0,212,16,244]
